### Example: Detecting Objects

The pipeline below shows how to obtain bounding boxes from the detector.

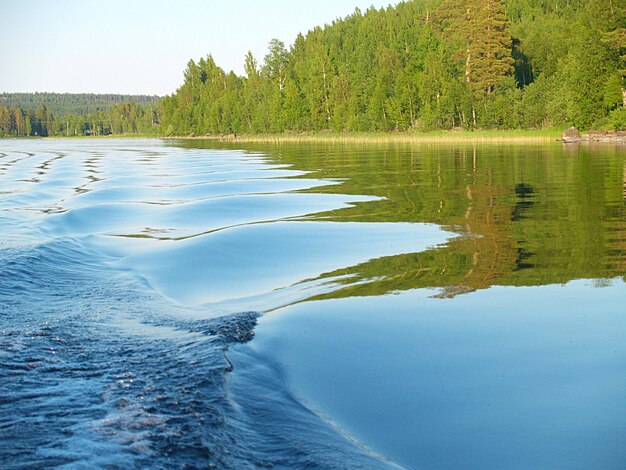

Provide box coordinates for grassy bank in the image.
[164,128,565,144]
[23,128,566,143]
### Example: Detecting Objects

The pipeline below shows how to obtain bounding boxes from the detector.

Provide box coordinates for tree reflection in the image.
[176,140,626,300]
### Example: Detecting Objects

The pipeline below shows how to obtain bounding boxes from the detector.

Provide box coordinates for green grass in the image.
[3,128,562,143]
[166,128,565,144]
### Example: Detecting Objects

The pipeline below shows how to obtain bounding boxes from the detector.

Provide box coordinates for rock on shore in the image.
[562,127,626,143]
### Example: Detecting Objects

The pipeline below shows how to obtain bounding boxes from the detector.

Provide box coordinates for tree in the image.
[155,0,620,134]
[593,0,626,107]
[36,104,50,136]
[263,39,289,91]
[469,0,515,95]
[11,106,25,136]
[0,105,10,136]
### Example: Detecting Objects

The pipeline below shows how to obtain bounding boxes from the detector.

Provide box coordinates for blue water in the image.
[0,139,448,468]
[251,281,626,469]
[1,138,625,469]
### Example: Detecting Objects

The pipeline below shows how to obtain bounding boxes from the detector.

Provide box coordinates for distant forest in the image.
[1,0,625,137]
[0,93,159,137]
[0,93,159,116]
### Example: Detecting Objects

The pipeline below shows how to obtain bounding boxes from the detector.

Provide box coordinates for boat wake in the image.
[0,139,449,468]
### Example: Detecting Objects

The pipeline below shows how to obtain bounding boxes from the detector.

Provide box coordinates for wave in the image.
[0,139,450,468]
[0,238,388,469]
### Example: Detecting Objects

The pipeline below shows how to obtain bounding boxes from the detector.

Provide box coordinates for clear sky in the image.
[1,0,394,96]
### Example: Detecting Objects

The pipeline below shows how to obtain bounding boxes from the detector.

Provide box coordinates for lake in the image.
[1,138,624,469]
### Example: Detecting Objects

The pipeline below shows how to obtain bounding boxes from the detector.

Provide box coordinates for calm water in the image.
[1,138,624,469]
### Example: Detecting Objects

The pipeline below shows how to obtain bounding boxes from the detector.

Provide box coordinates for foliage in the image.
[0,96,160,137]
[3,0,624,137]
[0,93,158,117]
[160,0,626,135]
[608,107,626,130]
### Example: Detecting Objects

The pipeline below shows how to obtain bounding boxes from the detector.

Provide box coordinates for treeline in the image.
[2,0,623,138]
[160,0,626,135]
[0,93,159,117]
[0,101,159,137]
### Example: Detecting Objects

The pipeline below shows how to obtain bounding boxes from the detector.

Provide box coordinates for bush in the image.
[608,108,626,131]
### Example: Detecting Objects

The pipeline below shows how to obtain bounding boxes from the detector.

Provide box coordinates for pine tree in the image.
[0,106,10,136]
[469,0,515,95]
[439,0,514,95]
[593,0,626,106]
[36,104,50,136]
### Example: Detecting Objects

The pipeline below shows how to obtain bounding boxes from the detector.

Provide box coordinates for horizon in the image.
[1,0,394,96]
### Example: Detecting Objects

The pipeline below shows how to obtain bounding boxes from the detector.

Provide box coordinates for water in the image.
[1,139,624,469]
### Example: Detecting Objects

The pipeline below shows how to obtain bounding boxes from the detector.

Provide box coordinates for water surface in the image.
[1,138,625,469]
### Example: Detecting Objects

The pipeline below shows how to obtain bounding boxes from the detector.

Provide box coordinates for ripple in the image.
[0,138,446,468]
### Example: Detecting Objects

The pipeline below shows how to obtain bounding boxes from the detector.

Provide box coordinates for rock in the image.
[573,129,626,143]
[562,127,580,143]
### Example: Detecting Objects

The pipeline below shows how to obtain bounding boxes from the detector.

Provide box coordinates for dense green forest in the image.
[1,0,624,138]
[0,93,159,137]
[160,0,626,135]
[0,93,159,116]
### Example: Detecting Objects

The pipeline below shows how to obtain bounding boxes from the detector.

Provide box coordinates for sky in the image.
[1,0,394,96]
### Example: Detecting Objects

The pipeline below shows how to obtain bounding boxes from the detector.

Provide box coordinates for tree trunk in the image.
[465,5,472,84]
[465,42,471,84]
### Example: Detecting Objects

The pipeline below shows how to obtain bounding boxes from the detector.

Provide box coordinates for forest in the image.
[160,0,626,135]
[0,93,159,137]
[1,0,624,137]
[0,93,159,116]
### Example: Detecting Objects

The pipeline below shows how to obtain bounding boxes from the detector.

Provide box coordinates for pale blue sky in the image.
[1,0,394,96]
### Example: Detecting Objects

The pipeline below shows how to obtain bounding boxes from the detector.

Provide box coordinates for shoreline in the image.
[162,129,564,144]
[10,128,625,144]
[561,129,626,144]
